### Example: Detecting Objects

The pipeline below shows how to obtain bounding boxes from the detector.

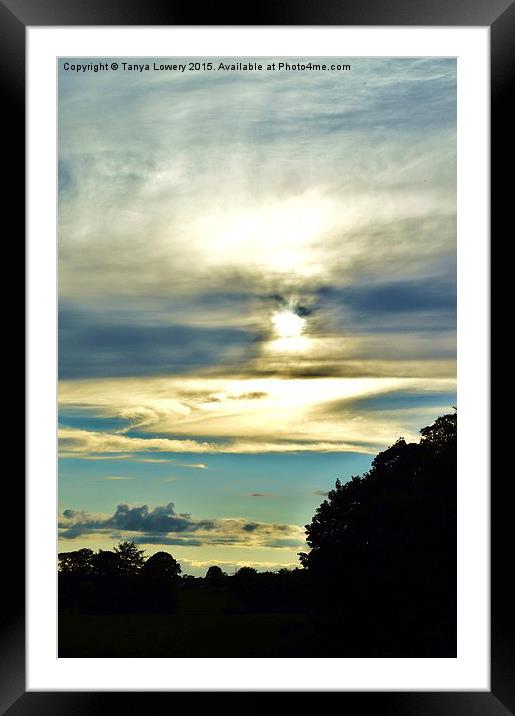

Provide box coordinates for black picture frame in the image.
[7,0,504,711]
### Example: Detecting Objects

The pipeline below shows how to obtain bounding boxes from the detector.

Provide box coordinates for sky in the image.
[58,57,456,576]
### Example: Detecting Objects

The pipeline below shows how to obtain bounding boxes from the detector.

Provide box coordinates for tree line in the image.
[59,541,180,579]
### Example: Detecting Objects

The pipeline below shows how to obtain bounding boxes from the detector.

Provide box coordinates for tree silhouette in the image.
[302,412,456,571]
[58,548,94,575]
[205,565,226,583]
[234,566,258,580]
[91,549,121,577]
[299,411,457,655]
[113,541,146,576]
[142,551,181,580]
[420,410,457,451]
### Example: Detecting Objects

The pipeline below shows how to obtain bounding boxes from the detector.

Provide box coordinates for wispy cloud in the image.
[59,59,455,306]
[102,476,134,481]
[58,426,373,456]
[59,376,455,455]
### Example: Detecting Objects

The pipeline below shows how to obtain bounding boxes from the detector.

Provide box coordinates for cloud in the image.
[58,501,306,549]
[249,493,273,497]
[59,375,455,455]
[132,535,204,547]
[319,275,456,316]
[59,58,455,303]
[173,557,301,577]
[103,476,133,481]
[59,301,262,380]
[242,523,260,532]
[59,427,214,454]
[59,502,205,534]
[313,490,330,497]
[58,425,379,455]
[134,458,169,463]
[233,392,268,400]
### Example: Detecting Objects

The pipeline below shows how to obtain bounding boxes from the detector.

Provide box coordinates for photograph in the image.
[56,56,458,658]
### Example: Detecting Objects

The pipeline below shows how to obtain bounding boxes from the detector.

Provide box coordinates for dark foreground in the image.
[59,611,454,658]
[59,612,317,658]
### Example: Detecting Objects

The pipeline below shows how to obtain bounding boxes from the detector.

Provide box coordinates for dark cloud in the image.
[58,159,74,194]
[132,535,204,547]
[349,389,457,412]
[249,493,273,498]
[58,502,305,549]
[251,360,455,380]
[314,490,330,497]
[106,503,215,533]
[261,293,315,318]
[243,523,260,532]
[316,271,456,332]
[58,502,215,537]
[314,389,457,421]
[266,538,305,549]
[59,525,99,539]
[327,278,454,313]
[58,301,260,379]
[234,392,268,401]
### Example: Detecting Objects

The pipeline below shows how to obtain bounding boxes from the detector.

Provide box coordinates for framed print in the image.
[6,0,507,710]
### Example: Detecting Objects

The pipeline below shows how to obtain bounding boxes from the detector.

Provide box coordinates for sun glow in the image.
[271,310,305,339]
[189,195,334,278]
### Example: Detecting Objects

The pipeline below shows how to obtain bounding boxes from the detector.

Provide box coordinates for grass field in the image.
[58,612,320,657]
